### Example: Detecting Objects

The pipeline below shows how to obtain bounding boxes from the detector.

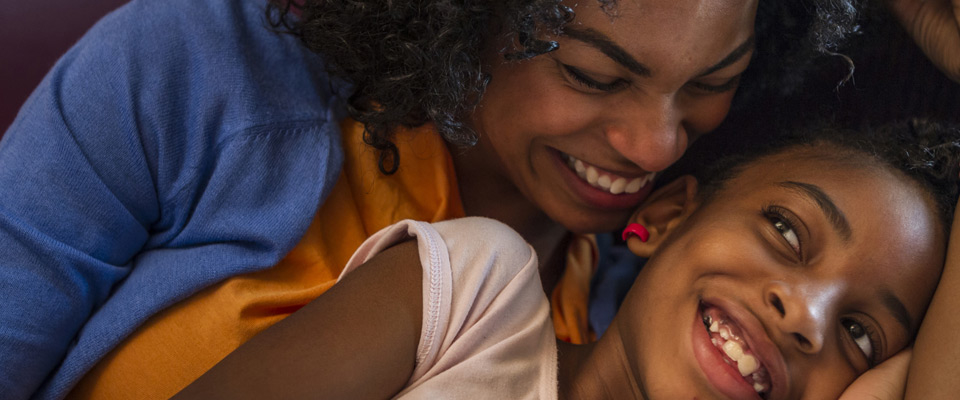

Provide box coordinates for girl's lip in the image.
[551,149,655,210]
[695,298,789,400]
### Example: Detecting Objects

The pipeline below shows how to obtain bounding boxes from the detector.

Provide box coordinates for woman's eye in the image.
[842,318,878,365]
[561,64,628,92]
[686,75,741,94]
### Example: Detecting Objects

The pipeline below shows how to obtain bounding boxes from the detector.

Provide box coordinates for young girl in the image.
[174,120,959,399]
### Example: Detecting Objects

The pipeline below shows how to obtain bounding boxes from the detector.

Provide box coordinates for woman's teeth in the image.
[563,154,654,195]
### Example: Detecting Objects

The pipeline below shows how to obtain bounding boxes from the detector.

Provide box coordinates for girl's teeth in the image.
[719,326,732,340]
[722,340,744,361]
[738,354,759,376]
[704,309,770,393]
[709,321,760,377]
[719,332,761,376]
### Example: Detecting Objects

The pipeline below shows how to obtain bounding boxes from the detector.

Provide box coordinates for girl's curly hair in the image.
[699,119,960,235]
[268,0,863,174]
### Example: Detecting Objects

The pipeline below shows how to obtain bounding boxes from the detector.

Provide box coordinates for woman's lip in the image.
[551,149,655,210]
[701,298,789,400]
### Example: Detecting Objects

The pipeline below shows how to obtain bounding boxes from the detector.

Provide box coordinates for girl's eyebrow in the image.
[777,181,853,243]
[561,27,755,78]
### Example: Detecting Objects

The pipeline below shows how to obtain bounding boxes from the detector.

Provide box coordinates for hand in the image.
[839,348,910,400]
[889,0,960,83]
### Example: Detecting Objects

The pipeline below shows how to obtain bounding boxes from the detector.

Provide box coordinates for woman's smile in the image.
[554,149,658,210]
[559,152,656,195]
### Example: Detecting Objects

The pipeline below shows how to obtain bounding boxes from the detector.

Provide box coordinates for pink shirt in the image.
[342,218,559,399]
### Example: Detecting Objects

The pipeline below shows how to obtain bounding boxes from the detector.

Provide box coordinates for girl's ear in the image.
[625,175,699,257]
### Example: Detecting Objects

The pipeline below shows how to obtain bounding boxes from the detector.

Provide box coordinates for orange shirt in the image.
[70,119,594,399]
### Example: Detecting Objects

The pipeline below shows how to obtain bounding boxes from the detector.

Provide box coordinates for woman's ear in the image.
[625,175,699,257]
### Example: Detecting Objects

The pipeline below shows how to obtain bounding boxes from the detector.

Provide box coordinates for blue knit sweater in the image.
[0,0,349,397]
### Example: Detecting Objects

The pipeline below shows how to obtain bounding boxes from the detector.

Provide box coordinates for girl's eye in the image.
[561,64,628,92]
[773,219,800,253]
[841,318,880,366]
[763,206,801,255]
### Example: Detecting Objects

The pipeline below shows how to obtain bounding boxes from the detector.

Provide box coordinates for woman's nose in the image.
[763,281,836,355]
[603,95,688,172]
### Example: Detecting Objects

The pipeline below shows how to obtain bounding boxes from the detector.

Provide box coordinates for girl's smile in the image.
[694,299,785,399]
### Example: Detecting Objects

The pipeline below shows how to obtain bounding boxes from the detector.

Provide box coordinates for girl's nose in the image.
[763,281,836,355]
[603,95,688,172]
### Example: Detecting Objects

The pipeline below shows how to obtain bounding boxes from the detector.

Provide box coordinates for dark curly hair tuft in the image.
[699,119,960,235]
[268,0,864,174]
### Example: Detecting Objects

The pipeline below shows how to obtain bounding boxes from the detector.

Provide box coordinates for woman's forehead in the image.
[564,0,758,74]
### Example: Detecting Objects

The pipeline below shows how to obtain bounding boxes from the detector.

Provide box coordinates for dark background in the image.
[1,0,129,133]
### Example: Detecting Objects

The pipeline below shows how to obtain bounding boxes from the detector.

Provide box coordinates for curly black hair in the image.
[699,119,960,235]
[268,0,864,174]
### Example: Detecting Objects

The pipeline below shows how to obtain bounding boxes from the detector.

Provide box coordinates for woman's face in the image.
[612,149,945,399]
[461,0,758,233]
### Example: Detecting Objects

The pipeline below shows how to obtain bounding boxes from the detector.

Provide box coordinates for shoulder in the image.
[55,0,349,144]
[25,0,350,207]
[394,218,556,399]
[431,217,536,283]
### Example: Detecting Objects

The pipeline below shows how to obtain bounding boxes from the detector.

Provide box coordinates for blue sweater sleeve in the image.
[0,0,348,397]
[0,15,157,399]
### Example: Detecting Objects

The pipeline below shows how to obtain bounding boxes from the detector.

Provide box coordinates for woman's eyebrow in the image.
[777,181,853,243]
[563,27,650,76]
[561,27,755,78]
[696,35,755,77]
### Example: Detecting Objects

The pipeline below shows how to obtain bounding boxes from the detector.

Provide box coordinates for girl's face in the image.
[609,149,945,399]
[459,0,758,234]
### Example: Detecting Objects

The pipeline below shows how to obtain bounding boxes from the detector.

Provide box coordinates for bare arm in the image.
[174,240,423,399]
[904,197,960,398]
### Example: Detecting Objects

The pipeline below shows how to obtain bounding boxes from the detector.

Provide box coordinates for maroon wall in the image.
[0,0,129,133]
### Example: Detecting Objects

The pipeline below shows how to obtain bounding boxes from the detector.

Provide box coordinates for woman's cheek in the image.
[686,92,737,138]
